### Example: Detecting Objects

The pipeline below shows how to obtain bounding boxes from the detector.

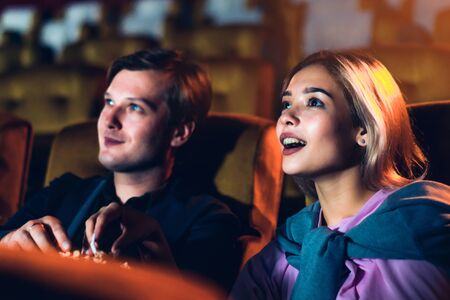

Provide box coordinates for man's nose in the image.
[103,107,123,130]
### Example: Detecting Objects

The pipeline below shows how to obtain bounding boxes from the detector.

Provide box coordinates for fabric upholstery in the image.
[0,65,105,135]
[201,58,275,119]
[0,112,33,224]
[45,112,283,267]
[163,25,265,59]
[362,45,450,103]
[408,100,450,185]
[59,37,159,69]
[433,8,450,44]
[0,247,225,299]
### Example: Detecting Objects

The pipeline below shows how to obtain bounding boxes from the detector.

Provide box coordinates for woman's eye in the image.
[129,103,143,112]
[307,98,324,108]
[281,101,291,110]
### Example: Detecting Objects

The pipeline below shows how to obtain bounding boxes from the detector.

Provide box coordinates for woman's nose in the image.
[279,110,300,127]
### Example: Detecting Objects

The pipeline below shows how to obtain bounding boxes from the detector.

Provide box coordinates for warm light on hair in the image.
[283,50,427,197]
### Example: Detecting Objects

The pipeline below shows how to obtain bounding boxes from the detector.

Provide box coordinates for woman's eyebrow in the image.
[303,87,334,99]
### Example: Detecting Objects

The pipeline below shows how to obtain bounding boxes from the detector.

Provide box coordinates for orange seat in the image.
[45,112,283,268]
[433,8,450,45]
[0,112,33,224]
[0,247,225,299]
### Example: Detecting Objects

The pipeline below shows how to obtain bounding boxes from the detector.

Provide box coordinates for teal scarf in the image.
[277,181,450,300]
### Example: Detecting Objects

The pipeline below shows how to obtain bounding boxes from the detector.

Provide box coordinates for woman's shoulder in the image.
[230,241,298,300]
[388,180,450,205]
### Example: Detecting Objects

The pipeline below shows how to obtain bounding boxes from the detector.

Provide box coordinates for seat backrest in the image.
[200,58,275,119]
[433,8,450,44]
[362,45,450,104]
[0,248,225,299]
[59,37,159,68]
[0,65,105,135]
[407,100,450,185]
[163,24,265,60]
[45,112,283,267]
[0,112,33,224]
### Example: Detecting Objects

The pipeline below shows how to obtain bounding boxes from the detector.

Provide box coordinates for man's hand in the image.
[84,203,175,265]
[0,216,71,253]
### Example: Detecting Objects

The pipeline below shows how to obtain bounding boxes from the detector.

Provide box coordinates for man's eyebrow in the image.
[303,87,334,99]
[126,97,158,110]
[281,90,292,97]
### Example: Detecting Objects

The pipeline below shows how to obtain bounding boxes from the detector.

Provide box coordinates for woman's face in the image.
[276,64,360,179]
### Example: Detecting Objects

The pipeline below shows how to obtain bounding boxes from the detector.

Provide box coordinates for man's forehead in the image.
[107,69,170,97]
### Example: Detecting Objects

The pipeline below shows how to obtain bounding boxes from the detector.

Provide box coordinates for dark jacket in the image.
[0,173,241,290]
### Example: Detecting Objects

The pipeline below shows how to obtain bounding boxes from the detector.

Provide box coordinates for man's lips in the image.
[104,136,124,147]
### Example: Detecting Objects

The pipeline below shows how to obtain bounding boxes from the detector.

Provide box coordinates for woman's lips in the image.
[104,137,124,147]
[282,146,304,156]
[279,132,306,155]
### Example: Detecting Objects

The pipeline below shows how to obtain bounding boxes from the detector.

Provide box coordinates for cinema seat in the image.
[361,45,450,103]
[0,65,105,135]
[0,247,225,299]
[408,100,450,185]
[163,25,265,60]
[433,8,450,45]
[200,58,275,119]
[0,113,33,224]
[59,36,159,69]
[45,112,283,268]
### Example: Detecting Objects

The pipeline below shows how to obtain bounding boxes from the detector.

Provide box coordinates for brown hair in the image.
[107,48,212,127]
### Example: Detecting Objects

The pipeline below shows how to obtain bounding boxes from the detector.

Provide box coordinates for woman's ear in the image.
[356,127,368,147]
[170,121,196,148]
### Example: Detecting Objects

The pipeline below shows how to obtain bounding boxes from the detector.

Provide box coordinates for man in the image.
[0,48,241,290]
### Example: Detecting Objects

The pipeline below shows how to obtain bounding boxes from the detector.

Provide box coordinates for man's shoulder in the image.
[46,173,108,196]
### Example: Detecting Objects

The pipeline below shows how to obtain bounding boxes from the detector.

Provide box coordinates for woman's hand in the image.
[0,216,71,253]
[84,203,176,266]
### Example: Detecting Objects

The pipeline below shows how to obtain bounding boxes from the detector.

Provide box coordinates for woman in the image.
[230,51,450,299]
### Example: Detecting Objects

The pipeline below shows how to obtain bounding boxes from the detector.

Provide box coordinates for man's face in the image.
[97,69,173,172]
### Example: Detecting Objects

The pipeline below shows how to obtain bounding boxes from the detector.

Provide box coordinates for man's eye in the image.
[307,98,324,108]
[105,98,114,106]
[281,101,291,110]
[129,103,143,112]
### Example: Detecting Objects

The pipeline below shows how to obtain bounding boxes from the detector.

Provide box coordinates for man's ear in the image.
[170,121,196,148]
[355,127,368,147]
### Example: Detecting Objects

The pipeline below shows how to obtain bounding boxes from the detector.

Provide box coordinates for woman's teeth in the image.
[282,137,306,149]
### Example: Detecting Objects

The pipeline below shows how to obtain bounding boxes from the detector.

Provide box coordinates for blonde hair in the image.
[283,51,427,197]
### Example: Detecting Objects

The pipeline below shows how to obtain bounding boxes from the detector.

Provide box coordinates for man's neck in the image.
[113,166,172,204]
[313,165,375,227]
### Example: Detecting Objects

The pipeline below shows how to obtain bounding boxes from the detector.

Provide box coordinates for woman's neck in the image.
[313,165,375,227]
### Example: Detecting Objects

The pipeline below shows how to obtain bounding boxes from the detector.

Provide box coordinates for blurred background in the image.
[1,0,450,222]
